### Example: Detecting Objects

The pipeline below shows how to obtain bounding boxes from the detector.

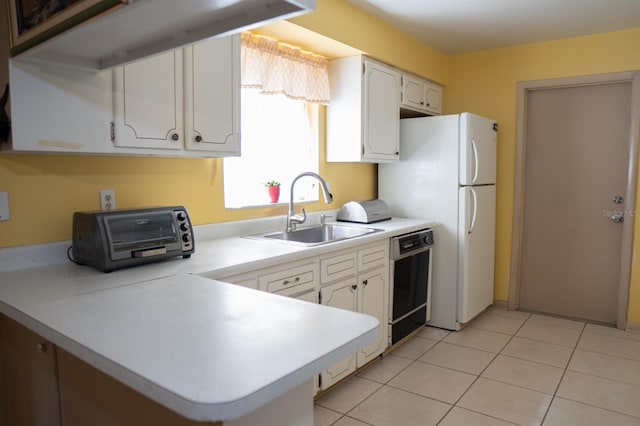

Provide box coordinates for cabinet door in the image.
[357,268,388,366]
[424,80,442,115]
[113,49,183,150]
[401,74,426,110]
[362,60,400,162]
[0,316,61,426]
[184,35,240,155]
[319,278,358,390]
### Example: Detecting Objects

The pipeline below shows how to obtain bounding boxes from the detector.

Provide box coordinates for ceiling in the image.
[345,0,640,55]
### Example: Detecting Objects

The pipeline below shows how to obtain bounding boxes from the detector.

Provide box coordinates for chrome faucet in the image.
[287,172,334,232]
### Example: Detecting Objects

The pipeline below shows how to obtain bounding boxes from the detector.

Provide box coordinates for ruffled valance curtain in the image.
[241,32,330,104]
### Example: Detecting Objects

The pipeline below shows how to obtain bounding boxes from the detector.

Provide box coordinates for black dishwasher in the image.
[389,229,434,346]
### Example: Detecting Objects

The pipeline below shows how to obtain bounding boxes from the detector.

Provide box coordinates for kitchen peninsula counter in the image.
[0,217,431,424]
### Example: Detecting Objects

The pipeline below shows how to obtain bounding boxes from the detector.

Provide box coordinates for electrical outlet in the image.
[0,192,9,221]
[100,190,116,211]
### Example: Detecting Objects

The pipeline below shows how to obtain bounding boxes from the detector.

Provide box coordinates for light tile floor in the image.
[314,307,640,426]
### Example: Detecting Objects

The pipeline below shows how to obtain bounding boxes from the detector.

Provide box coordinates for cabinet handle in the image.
[195,135,202,143]
[171,133,179,141]
[283,277,301,286]
[36,342,48,353]
[351,284,357,291]
[362,279,368,286]
[394,151,399,156]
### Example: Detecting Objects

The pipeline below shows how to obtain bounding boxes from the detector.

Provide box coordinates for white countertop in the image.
[0,217,432,421]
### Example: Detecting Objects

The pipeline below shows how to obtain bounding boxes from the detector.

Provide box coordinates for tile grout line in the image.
[322,312,640,425]
[434,312,533,425]
[539,321,586,425]
[337,329,451,424]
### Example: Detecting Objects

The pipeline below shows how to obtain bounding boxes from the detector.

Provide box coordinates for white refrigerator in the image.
[379,113,497,330]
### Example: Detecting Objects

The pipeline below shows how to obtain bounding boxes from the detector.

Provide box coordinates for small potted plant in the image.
[264,180,281,203]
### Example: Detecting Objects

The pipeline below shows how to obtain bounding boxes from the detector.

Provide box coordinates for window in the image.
[223,32,330,209]
[223,89,319,208]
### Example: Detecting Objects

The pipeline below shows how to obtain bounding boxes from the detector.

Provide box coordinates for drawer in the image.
[259,263,318,293]
[357,243,389,271]
[320,251,357,284]
[274,281,318,302]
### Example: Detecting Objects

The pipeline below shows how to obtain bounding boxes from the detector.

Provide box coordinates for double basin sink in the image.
[247,224,381,246]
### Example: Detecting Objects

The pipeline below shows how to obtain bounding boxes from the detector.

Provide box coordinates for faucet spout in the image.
[286,172,334,232]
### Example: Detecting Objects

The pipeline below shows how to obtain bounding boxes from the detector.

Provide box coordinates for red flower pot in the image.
[268,186,280,203]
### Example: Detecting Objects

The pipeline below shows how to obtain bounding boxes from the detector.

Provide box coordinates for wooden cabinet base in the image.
[57,348,313,426]
[57,349,219,426]
[0,316,61,426]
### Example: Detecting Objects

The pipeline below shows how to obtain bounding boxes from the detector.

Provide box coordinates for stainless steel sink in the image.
[246,224,381,246]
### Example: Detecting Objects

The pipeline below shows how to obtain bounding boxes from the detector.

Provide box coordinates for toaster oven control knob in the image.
[180,223,189,232]
[182,234,190,243]
[176,212,186,221]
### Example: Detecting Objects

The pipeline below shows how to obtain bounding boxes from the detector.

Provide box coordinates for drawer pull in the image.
[351,284,357,291]
[362,279,368,286]
[283,277,301,286]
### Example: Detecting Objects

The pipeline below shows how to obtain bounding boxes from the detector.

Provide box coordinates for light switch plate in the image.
[0,192,9,221]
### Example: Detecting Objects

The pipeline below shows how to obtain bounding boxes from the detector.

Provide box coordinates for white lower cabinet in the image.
[356,267,388,366]
[319,277,359,389]
[207,239,390,394]
[319,242,389,391]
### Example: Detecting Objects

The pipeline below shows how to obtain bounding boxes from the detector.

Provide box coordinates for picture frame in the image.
[6,0,124,56]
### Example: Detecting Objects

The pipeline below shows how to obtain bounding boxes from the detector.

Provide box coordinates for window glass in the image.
[223,89,319,208]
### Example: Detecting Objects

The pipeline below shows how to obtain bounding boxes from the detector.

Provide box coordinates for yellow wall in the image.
[290,0,448,84]
[0,0,446,248]
[0,106,376,247]
[445,28,640,322]
[2,0,639,322]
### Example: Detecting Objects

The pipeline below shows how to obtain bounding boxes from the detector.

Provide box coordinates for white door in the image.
[519,82,631,324]
[113,50,183,150]
[362,59,400,162]
[320,278,358,390]
[356,268,387,366]
[458,185,496,323]
[184,35,239,154]
[459,113,497,185]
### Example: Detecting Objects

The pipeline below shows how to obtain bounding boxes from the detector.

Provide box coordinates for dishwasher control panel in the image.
[391,229,434,260]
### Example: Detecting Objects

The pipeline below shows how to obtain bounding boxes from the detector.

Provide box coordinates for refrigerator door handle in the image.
[469,187,477,235]
[471,138,479,184]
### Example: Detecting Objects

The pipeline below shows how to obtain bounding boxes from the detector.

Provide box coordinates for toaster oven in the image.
[72,206,194,272]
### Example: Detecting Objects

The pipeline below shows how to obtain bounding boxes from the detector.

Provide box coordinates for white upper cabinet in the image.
[113,34,240,156]
[183,36,240,154]
[326,56,401,163]
[113,50,184,150]
[401,73,442,116]
[6,34,240,157]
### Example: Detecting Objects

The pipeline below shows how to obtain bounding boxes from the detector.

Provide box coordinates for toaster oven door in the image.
[104,212,181,261]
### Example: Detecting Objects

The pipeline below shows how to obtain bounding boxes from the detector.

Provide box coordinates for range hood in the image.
[11,0,315,70]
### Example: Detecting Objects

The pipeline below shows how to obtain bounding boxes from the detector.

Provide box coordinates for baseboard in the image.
[492,300,508,309]
[626,321,640,332]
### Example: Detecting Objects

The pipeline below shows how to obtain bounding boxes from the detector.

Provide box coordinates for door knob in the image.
[611,214,624,223]
[613,195,624,205]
